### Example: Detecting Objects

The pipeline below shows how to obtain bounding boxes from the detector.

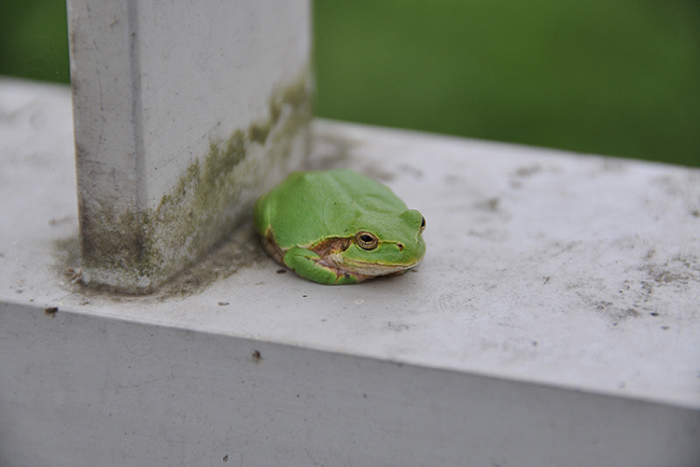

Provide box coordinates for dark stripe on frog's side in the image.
[262,230,353,268]
[261,229,287,265]
[308,236,352,258]
[307,236,373,282]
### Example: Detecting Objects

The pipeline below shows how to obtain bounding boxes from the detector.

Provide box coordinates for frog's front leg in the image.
[283,247,359,285]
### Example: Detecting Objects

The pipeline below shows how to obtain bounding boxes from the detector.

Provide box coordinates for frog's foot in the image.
[283,247,360,285]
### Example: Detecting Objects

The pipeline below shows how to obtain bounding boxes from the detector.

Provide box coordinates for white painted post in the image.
[67,0,312,293]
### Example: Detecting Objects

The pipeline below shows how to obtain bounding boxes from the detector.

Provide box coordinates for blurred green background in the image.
[2,0,699,167]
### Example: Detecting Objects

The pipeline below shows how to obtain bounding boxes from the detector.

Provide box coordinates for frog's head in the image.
[332,209,426,277]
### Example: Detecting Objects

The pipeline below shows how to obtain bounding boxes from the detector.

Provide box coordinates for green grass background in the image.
[2,0,699,166]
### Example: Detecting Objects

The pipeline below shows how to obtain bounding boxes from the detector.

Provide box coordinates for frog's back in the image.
[255,169,408,248]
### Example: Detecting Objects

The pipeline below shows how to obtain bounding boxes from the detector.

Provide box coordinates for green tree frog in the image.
[254,169,426,285]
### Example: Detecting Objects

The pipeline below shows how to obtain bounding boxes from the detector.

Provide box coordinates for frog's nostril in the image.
[397,243,404,251]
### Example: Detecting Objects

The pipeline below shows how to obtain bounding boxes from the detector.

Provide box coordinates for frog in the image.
[253,169,426,285]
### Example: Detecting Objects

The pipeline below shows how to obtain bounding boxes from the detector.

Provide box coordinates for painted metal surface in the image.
[1,80,699,466]
[2,302,698,467]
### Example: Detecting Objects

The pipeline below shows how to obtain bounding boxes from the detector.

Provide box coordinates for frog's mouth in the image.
[323,253,420,278]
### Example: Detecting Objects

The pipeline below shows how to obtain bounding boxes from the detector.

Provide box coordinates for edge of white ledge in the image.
[1,79,699,411]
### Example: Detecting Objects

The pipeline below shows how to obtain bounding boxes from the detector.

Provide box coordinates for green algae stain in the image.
[80,73,313,294]
[80,207,157,276]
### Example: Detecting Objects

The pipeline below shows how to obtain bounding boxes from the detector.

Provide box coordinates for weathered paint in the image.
[79,76,312,293]
[68,0,312,293]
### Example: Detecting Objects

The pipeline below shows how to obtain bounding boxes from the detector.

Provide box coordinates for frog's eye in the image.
[420,216,426,233]
[356,231,379,250]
